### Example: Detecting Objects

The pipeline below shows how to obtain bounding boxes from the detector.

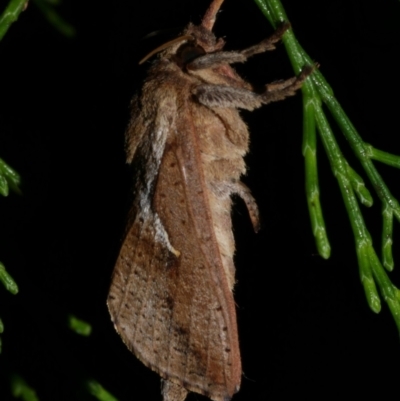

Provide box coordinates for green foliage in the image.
[257,0,400,331]
[0,0,29,41]
[0,262,19,295]
[0,158,21,197]
[32,0,76,37]
[0,0,75,349]
[68,314,93,336]
[87,381,120,401]
[0,158,20,352]
[11,375,40,401]
[0,0,75,40]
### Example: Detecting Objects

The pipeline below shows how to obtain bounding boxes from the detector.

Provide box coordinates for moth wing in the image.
[108,101,240,401]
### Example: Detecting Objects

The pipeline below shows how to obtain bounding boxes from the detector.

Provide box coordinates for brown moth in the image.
[107,1,311,400]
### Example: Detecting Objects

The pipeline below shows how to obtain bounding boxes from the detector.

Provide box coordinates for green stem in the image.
[365,144,400,169]
[382,203,394,271]
[368,248,400,332]
[302,88,330,259]
[256,0,400,226]
[253,0,289,26]
[0,0,28,41]
[68,315,92,336]
[357,243,381,314]
[0,157,21,196]
[87,380,120,401]
[313,74,400,222]
[32,0,76,37]
[255,0,400,330]
[314,103,382,314]
[0,262,18,294]
[345,162,373,207]
[254,0,304,73]
[11,375,40,401]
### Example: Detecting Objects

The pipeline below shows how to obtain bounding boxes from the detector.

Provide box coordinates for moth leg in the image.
[261,65,313,103]
[194,66,313,110]
[240,22,290,58]
[233,182,260,233]
[187,51,247,70]
[187,23,290,71]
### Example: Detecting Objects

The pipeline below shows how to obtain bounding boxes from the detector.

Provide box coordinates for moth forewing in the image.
[108,1,311,400]
[108,55,242,401]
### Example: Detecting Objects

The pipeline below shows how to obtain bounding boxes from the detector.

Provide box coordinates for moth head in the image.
[139,0,225,65]
[179,0,225,54]
[183,23,224,54]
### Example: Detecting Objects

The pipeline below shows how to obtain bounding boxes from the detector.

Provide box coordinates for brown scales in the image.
[107,1,313,400]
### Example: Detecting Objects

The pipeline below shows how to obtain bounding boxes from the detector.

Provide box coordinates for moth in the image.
[107,1,311,400]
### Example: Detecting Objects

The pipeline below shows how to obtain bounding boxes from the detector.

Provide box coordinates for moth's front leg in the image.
[187,22,290,71]
[193,66,313,110]
[240,22,290,58]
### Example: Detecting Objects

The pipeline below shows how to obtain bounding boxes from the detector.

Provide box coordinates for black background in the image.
[1,0,400,400]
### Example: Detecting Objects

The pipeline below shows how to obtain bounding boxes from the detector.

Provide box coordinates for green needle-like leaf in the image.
[0,174,8,196]
[255,0,400,332]
[0,158,21,195]
[365,143,400,169]
[32,0,76,37]
[346,163,373,207]
[302,91,330,259]
[87,380,120,401]
[312,73,400,223]
[11,375,40,401]
[0,0,28,41]
[0,262,19,294]
[357,242,381,313]
[382,204,394,271]
[68,315,92,336]
[368,249,400,332]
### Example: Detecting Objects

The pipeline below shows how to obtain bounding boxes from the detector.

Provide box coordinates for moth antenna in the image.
[202,0,224,31]
[139,34,194,64]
